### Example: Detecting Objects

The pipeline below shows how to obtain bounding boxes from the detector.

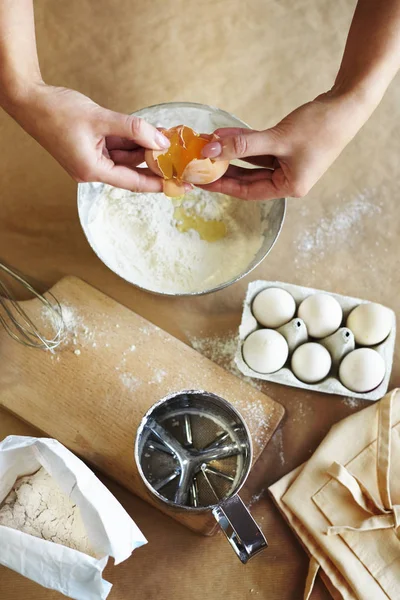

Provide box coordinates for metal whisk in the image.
[0,262,65,351]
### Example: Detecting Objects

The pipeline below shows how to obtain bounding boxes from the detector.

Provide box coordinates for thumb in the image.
[202,128,277,161]
[103,110,170,150]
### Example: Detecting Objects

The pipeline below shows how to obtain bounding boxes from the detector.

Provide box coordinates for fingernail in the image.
[202,142,222,158]
[156,131,170,149]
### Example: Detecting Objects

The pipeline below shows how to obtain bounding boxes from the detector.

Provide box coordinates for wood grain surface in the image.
[0,275,283,535]
[0,0,399,599]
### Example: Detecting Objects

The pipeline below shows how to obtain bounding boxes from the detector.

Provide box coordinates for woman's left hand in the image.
[201,91,370,201]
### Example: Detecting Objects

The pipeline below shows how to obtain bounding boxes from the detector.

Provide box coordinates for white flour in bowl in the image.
[87,185,265,294]
[81,102,274,295]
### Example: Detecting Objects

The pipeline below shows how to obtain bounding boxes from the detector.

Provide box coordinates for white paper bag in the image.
[0,435,147,600]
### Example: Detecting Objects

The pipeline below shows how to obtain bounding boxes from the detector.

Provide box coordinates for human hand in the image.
[10,83,171,192]
[201,93,370,201]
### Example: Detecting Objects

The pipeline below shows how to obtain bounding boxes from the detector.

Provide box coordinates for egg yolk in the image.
[157,126,210,180]
[174,205,227,242]
[171,194,227,243]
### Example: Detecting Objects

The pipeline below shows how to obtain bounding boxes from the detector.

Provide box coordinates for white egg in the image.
[291,342,332,383]
[346,303,392,346]
[298,293,342,338]
[339,348,386,393]
[242,329,288,374]
[252,287,296,328]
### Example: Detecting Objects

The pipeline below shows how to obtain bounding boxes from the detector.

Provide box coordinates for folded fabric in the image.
[269,389,400,600]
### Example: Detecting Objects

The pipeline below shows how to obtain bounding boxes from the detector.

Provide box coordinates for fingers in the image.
[200,167,285,201]
[103,111,170,151]
[202,128,246,158]
[99,164,164,193]
[106,136,140,151]
[88,149,161,192]
[201,177,278,201]
[203,128,279,162]
[242,155,277,169]
[209,129,277,167]
[109,148,146,168]
[223,165,274,183]
[214,127,248,138]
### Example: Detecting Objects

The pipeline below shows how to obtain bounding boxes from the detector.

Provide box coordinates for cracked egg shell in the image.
[145,125,229,195]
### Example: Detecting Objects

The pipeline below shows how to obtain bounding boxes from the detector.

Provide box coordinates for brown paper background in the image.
[0,1,399,598]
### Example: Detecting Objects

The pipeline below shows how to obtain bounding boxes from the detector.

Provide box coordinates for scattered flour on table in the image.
[248,487,266,509]
[295,190,382,265]
[42,304,96,349]
[188,332,274,446]
[42,304,163,388]
[238,398,272,447]
[290,399,313,424]
[152,369,167,384]
[269,427,285,467]
[189,332,262,391]
[42,304,135,364]
[86,186,266,294]
[342,396,362,409]
[120,372,141,391]
[60,305,93,341]
[0,468,96,557]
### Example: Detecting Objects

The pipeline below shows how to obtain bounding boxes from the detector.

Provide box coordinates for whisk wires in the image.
[0,262,65,351]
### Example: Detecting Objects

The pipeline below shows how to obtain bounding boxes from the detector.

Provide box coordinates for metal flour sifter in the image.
[135,390,268,563]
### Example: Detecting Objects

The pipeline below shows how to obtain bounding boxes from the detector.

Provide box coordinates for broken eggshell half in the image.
[145,125,229,197]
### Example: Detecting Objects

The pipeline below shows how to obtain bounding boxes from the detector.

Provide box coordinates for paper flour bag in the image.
[0,436,147,600]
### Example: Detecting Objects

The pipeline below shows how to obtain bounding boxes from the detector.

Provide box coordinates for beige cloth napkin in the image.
[269,389,400,600]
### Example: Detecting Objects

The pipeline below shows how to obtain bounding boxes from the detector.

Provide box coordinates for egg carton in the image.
[235,280,397,401]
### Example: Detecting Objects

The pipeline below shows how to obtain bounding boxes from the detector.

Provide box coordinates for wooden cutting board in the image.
[0,276,284,535]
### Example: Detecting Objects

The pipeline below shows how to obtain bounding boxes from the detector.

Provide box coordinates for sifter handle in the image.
[212,495,268,563]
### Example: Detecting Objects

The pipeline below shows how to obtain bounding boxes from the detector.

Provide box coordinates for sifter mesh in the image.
[137,392,251,509]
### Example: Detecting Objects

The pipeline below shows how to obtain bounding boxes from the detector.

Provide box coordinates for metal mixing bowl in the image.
[78,102,286,296]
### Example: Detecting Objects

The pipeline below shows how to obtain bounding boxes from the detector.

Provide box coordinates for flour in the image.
[189,332,262,391]
[152,369,167,383]
[295,191,381,263]
[269,427,286,467]
[342,396,362,409]
[248,487,266,509]
[120,372,141,391]
[0,468,96,557]
[188,332,274,446]
[43,304,91,345]
[87,186,264,294]
[80,103,268,294]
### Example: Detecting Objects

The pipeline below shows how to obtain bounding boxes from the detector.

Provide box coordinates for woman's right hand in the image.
[8,83,170,192]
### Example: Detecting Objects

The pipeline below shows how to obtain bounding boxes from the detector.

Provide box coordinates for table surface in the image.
[0,1,399,599]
